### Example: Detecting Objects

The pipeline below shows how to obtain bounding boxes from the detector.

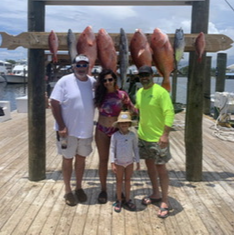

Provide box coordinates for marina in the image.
[0,77,233,112]
[0,109,233,234]
[0,1,234,234]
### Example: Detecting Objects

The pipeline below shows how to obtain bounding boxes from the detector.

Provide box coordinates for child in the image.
[110,111,140,213]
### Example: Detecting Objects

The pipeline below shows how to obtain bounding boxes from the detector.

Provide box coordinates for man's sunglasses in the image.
[75,64,88,68]
[139,73,151,78]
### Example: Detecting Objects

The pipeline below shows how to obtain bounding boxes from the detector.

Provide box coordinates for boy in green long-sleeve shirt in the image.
[135,65,175,218]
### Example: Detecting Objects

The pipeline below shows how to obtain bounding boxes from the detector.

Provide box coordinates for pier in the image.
[0,109,233,234]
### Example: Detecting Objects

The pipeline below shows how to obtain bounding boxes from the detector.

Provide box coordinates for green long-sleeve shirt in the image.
[136,83,175,142]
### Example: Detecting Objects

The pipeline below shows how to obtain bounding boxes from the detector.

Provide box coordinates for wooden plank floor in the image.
[0,109,233,235]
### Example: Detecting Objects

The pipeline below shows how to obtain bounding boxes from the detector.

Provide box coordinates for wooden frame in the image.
[33,0,205,6]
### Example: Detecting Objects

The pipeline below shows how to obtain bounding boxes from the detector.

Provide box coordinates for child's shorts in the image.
[56,133,93,159]
[138,138,172,165]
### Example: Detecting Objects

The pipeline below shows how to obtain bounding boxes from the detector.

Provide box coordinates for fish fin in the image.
[87,39,94,46]
[138,49,145,57]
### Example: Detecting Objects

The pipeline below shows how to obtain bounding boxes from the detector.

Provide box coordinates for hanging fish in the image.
[150,28,174,92]
[174,28,185,65]
[195,32,206,63]
[77,26,97,75]
[97,28,117,73]
[67,29,77,64]
[119,28,129,90]
[48,30,59,63]
[129,29,152,69]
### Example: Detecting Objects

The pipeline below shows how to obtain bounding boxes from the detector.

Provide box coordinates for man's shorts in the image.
[138,138,172,165]
[56,132,93,159]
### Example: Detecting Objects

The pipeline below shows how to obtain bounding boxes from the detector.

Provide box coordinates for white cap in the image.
[74,54,89,63]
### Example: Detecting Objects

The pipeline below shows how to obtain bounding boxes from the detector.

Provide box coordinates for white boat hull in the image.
[3,75,27,84]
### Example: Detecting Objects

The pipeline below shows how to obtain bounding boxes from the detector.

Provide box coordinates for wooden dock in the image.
[0,109,233,235]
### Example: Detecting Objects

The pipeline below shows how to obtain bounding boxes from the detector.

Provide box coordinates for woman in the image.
[94,69,137,204]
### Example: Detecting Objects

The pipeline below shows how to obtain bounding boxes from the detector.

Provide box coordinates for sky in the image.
[0,0,234,68]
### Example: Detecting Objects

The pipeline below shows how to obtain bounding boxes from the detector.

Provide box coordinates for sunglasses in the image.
[103,78,114,83]
[75,64,88,68]
[139,73,151,78]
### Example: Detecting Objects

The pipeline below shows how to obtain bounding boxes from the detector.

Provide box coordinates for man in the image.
[135,65,175,218]
[50,54,96,206]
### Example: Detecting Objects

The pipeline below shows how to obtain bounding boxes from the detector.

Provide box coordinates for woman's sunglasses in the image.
[103,78,114,83]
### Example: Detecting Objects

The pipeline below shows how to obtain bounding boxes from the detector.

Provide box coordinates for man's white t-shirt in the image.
[50,73,96,139]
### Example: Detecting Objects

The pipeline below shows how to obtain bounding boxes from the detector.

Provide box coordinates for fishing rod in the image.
[225,0,234,11]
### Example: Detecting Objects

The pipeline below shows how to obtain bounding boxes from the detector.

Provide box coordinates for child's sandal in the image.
[113,201,122,213]
[124,200,136,211]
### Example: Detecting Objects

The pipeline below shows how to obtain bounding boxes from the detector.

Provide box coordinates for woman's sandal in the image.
[142,196,162,206]
[113,201,122,213]
[98,191,107,204]
[124,200,136,211]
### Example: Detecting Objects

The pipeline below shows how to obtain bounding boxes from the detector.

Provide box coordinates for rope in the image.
[209,99,234,142]
[224,0,234,11]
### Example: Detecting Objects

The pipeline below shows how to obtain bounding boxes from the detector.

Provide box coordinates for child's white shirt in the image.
[109,130,140,165]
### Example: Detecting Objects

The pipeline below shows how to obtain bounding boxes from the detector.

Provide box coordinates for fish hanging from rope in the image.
[129,29,152,69]
[150,28,174,92]
[195,32,206,63]
[119,28,129,90]
[77,26,97,75]
[97,28,117,73]
[48,30,59,63]
[67,29,77,64]
[174,28,185,65]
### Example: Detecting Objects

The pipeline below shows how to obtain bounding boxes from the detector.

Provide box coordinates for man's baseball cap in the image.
[138,65,153,74]
[73,54,89,63]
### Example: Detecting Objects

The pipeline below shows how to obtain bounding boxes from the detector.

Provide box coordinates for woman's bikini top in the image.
[98,90,135,117]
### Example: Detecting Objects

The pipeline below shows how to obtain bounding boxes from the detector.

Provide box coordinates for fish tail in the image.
[161,80,171,92]
[53,54,58,63]
[197,57,202,63]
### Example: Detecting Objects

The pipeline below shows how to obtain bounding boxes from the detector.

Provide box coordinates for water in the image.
[0,83,27,111]
[0,77,234,111]
[157,76,234,104]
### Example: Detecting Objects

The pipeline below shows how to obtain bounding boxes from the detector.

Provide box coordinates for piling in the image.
[203,56,212,115]
[28,0,46,181]
[216,53,227,92]
[185,0,209,181]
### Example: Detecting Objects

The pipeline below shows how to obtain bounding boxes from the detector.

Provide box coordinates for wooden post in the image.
[185,0,209,181]
[216,53,227,92]
[28,0,46,181]
[203,56,212,115]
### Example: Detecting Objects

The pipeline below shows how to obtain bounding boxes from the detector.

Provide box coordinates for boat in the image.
[0,60,12,83]
[225,72,234,79]
[225,64,234,79]
[3,64,28,84]
[211,92,234,114]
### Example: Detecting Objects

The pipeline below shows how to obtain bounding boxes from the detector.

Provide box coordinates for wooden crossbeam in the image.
[33,0,205,6]
[0,31,233,52]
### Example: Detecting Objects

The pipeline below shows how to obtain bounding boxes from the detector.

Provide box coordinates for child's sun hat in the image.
[113,112,137,128]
